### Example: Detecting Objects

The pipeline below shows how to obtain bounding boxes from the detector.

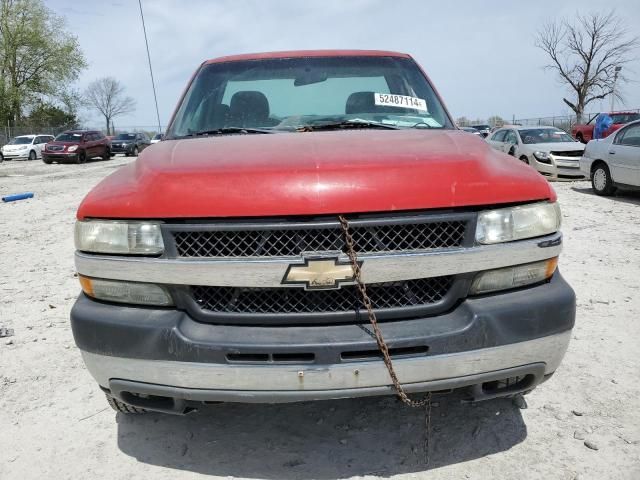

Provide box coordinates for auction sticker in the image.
[374,93,428,112]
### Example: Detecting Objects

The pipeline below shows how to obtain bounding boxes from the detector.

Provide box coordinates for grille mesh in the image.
[551,150,583,157]
[191,276,454,315]
[174,221,467,258]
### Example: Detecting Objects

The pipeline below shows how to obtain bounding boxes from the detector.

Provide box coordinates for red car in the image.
[571,111,640,143]
[42,130,112,164]
[70,50,575,415]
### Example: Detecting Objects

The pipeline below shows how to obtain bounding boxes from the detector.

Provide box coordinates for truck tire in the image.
[519,155,529,165]
[76,151,87,164]
[29,150,37,160]
[42,158,52,164]
[133,146,139,157]
[592,163,616,196]
[105,393,148,414]
[102,148,111,160]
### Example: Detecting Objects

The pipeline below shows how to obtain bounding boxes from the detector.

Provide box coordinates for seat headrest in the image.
[345,91,377,115]
[229,91,270,126]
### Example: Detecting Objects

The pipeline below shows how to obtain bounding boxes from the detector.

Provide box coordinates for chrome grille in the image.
[191,276,454,315]
[47,145,63,151]
[173,219,468,258]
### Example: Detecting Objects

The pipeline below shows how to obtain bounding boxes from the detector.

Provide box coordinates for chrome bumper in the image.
[81,330,571,402]
[75,232,562,287]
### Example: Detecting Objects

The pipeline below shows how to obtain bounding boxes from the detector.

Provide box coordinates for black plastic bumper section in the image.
[72,272,575,365]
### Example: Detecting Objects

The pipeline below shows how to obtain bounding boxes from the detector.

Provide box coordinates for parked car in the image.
[42,130,111,164]
[110,132,151,156]
[71,49,574,415]
[150,133,164,144]
[487,126,585,180]
[470,124,491,137]
[579,119,640,195]
[1,134,54,161]
[460,126,482,137]
[571,111,640,143]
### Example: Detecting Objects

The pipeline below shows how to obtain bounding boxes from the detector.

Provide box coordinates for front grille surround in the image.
[164,211,476,325]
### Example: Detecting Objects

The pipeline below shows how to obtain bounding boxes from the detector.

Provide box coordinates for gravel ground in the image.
[0,157,639,480]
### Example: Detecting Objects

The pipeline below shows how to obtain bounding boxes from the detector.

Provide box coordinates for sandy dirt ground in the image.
[1,156,639,480]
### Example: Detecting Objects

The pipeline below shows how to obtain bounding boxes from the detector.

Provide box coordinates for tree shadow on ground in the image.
[116,392,526,479]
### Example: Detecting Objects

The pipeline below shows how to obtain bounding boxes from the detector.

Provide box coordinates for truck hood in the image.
[77,129,555,219]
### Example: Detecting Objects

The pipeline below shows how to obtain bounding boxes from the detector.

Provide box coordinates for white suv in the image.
[1,134,55,161]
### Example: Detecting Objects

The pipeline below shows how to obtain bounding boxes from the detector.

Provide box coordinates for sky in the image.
[47,0,640,129]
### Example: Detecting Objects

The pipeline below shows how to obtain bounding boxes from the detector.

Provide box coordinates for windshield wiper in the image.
[297,120,400,132]
[184,127,275,137]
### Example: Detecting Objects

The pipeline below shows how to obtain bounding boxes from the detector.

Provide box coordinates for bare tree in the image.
[85,77,135,134]
[536,11,638,123]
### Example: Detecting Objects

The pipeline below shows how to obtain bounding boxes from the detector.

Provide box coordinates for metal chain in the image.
[338,215,432,409]
[339,214,433,464]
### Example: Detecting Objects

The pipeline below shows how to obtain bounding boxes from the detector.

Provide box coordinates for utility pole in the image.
[138,0,162,134]
[610,66,622,112]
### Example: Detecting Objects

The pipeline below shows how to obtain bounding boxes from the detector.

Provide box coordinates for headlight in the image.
[470,258,558,295]
[476,202,561,244]
[75,220,164,255]
[19,145,28,150]
[79,275,173,306]
[68,145,78,152]
[533,151,552,164]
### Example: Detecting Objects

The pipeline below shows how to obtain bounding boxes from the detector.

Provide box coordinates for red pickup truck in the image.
[571,111,640,143]
[71,50,575,415]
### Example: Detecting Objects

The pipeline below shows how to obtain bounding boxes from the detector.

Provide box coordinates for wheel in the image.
[77,151,87,164]
[133,146,139,156]
[102,148,110,160]
[507,146,516,156]
[105,393,147,414]
[576,133,585,144]
[592,163,616,196]
[42,158,52,164]
[0,153,3,163]
[28,150,36,160]
[519,155,529,165]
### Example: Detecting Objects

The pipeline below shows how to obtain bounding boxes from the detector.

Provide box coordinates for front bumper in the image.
[42,152,78,162]
[1,151,29,160]
[533,156,586,180]
[71,272,575,411]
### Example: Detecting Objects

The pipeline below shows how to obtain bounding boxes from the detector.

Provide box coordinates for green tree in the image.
[24,101,78,129]
[0,0,86,126]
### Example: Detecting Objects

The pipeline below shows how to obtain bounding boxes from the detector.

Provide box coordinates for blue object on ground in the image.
[2,192,34,202]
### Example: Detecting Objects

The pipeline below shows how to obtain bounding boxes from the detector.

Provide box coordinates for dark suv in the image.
[110,132,150,156]
[42,130,111,164]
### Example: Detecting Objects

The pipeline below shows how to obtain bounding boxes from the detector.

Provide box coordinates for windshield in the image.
[471,125,490,130]
[167,56,453,138]
[519,128,575,144]
[55,132,83,142]
[116,133,136,140]
[9,136,33,145]
[610,113,640,124]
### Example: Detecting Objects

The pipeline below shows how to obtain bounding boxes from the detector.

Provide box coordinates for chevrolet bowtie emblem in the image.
[282,257,362,290]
